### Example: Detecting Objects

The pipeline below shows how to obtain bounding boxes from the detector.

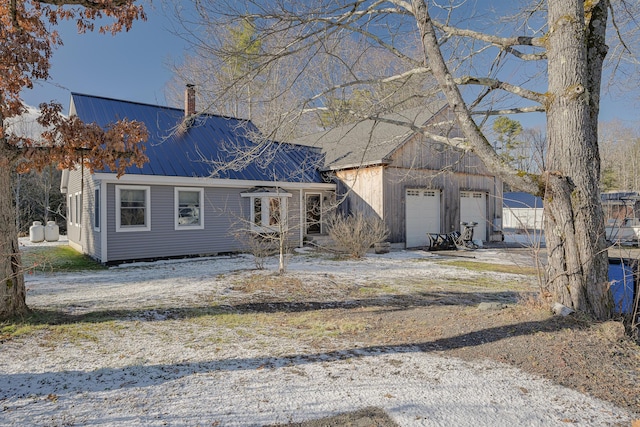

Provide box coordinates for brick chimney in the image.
[184,84,196,117]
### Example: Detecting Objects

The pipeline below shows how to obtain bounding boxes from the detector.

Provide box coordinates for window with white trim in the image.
[94,188,100,231]
[241,190,291,232]
[175,187,204,230]
[68,194,73,225]
[74,192,82,225]
[116,185,150,232]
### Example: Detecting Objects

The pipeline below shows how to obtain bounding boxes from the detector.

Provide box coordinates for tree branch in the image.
[455,76,546,104]
[432,21,546,49]
[411,0,539,194]
[472,106,546,116]
[34,0,131,7]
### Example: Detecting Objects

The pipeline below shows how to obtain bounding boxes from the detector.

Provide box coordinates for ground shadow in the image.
[14,288,526,326]
[0,315,582,399]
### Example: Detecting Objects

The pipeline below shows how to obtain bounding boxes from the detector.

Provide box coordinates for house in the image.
[601,191,640,243]
[293,103,504,247]
[60,90,335,264]
[502,191,544,231]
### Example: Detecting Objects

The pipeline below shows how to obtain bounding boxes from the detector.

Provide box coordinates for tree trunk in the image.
[0,148,28,319]
[543,0,611,320]
[412,0,612,319]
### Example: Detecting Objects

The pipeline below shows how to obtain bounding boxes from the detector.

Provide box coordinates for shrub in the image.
[327,212,389,258]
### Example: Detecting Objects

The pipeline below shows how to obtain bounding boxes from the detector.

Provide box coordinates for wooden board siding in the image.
[335,166,385,219]
[383,167,502,244]
[389,133,491,175]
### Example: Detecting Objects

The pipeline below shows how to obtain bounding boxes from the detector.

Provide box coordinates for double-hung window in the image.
[242,189,291,232]
[175,187,204,230]
[94,188,101,231]
[116,185,150,232]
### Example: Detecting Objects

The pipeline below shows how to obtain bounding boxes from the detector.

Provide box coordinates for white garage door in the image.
[460,191,487,242]
[406,189,440,248]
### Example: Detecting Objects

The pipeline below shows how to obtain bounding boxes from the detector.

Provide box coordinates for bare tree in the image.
[12,168,64,235]
[169,0,640,320]
[599,120,640,191]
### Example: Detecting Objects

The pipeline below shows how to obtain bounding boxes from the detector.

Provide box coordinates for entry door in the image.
[460,191,487,242]
[305,194,322,234]
[406,189,441,247]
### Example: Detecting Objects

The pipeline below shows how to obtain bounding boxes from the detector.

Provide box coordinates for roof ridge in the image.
[70,92,253,123]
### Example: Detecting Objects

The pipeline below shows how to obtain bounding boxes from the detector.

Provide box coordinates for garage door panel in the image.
[406,189,440,247]
[460,191,487,241]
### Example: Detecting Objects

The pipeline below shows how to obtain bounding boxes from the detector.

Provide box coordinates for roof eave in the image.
[322,159,391,171]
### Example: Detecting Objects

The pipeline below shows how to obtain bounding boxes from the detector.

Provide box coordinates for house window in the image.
[253,198,262,227]
[94,188,100,231]
[116,185,151,232]
[175,187,204,230]
[75,192,82,225]
[269,197,281,226]
[68,194,73,225]
[242,190,292,232]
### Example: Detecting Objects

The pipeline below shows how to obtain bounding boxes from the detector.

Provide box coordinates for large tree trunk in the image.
[543,0,611,320]
[412,0,612,319]
[0,147,28,319]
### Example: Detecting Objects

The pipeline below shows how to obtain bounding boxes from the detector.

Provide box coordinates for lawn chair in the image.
[455,222,478,249]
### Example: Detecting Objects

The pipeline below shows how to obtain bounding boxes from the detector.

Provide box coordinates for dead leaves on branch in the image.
[14,101,148,177]
[10,1,145,35]
[1,0,145,121]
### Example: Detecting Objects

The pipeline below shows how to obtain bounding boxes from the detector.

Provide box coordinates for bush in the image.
[327,212,389,258]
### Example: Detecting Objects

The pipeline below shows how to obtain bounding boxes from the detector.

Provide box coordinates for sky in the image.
[20,2,188,113]
[19,1,640,130]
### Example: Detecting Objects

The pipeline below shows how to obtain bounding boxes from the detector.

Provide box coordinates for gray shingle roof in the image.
[292,101,448,170]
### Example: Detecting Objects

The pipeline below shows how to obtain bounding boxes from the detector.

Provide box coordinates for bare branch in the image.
[34,0,131,6]
[411,0,539,194]
[432,21,546,49]
[455,76,546,104]
[472,106,546,116]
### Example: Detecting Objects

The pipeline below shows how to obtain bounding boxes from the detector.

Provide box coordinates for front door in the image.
[306,194,322,234]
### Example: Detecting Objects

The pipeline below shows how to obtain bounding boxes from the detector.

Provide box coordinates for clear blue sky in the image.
[20,2,187,113]
[19,2,640,129]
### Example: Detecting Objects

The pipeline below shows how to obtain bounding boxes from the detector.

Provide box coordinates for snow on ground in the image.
[0,239,634,426]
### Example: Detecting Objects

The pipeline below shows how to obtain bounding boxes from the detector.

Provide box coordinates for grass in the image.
[1,247,539,347]
[21,246,105,273]
[437,260,540,276]
[0,307,130,341]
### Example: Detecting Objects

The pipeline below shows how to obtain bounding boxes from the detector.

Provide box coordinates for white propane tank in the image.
[29,221,45,243]
[45,221,59,242]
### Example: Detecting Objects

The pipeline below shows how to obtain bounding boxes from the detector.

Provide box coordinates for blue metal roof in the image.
[503,192,543,209]
[70,93,325,183]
